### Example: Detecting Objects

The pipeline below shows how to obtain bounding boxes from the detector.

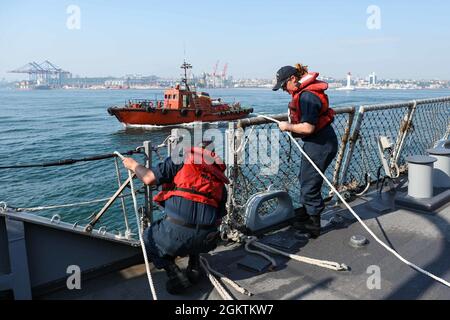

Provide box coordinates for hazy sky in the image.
[1,0,450,80]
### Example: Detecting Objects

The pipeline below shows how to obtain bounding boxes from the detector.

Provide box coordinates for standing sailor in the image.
[272,63,338,238]
[122,141,228,294]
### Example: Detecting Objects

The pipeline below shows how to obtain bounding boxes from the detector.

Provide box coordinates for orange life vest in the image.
[288,72,335,133]
[153,147,230,208]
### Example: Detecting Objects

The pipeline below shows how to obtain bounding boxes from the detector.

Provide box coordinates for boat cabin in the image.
[163,85,225,110]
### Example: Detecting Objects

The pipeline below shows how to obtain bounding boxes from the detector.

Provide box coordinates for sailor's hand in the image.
[278,122,292,132]
[122,157,139,171]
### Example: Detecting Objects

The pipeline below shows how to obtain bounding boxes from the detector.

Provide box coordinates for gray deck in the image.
[40,184,450,300]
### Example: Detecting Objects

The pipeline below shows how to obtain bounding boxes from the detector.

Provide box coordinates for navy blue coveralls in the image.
[143,157,227,269]
[297,92,338,216]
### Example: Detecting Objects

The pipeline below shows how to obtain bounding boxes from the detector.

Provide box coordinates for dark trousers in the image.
[143,217,218,269]
[299,125,338,216]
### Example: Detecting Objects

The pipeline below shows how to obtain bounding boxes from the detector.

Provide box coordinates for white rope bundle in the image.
[246,237,348,271]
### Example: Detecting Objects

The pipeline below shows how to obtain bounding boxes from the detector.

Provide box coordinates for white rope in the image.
[199,256,233,300]
[114,152,158,300]
[0,201,7,214]
[200,255,253,297]
[258,114,450,288]
[244,237,277,269]
[15,194,134,212]
[246,237,348,271]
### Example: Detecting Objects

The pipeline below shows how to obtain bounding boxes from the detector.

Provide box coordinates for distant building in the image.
[369,72,377,85]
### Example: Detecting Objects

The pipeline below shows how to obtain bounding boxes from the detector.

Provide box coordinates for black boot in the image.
[293,214,321,239]
[164,262,191,295]
[292,207,309,228]
[186,254,203,284]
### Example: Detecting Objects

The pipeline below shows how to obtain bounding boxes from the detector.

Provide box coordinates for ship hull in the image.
[108,108,253,126]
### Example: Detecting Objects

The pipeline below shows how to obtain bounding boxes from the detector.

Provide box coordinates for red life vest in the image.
[153,147,230,208]
[288,72,335,133]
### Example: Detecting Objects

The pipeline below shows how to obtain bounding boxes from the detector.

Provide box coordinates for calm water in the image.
[1,88,450,232]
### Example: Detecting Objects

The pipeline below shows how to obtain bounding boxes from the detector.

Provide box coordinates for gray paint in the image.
[427,148,450,188]
[0,211,141,299]
[406,156,437,199]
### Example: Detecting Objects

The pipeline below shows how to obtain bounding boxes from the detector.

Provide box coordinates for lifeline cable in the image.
[0,149,142,170]
[257,114,450,288]
[114,151,158,300]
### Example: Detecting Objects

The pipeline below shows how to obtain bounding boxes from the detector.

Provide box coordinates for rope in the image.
[0,149,142,170]
[246,237,348,271]
[114,157,131,235]
[199,256,233,300]
[200,255,253,297]
[258,114,450,288]
[0,202,7,214]
[114,151,158,300]
[13,193,135,212]
[244,237,277,269]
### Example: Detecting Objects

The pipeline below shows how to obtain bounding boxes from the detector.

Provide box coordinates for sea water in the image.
[1,88,449,231]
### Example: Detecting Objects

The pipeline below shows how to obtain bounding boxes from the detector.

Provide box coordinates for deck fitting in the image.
[350,235,368,248]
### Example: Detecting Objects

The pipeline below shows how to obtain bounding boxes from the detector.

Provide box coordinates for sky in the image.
[1,0,450,80]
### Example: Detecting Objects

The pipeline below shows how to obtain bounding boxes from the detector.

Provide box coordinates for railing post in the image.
[225,122,236,218]
[113,157,131,237]
[143,141,153,223]
[339,106,366,188]
[332,107,355,187]
[392,101,417,172]
[3,217,32,300]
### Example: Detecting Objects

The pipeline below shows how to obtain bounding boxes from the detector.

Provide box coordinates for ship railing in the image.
[224,96,450,229]
[126,98,164,108]
[0,141,171,240]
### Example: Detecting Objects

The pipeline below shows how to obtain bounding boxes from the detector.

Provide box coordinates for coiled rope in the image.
[245,237,348,271]
[114,151,158,300]
[200,255,253,297]
[258,114,450,288]
[199,256,233,300]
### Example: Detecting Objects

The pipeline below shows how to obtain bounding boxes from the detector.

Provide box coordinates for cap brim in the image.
[272,81,283,91]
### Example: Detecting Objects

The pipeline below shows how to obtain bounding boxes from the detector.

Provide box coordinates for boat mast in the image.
[180,60,192,92]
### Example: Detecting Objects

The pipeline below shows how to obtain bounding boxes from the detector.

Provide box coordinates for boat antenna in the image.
[180,60,192,92]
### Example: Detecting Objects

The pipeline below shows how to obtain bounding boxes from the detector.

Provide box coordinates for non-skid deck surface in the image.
[43,188,450,300]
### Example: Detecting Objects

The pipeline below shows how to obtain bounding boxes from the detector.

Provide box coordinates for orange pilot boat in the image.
[107,61,253,127]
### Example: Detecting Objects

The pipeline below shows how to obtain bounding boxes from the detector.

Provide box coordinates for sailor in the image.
[122,141,228,294]
[272,64,338,238]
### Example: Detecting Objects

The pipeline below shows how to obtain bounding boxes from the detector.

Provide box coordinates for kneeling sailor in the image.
[122,142,228,294]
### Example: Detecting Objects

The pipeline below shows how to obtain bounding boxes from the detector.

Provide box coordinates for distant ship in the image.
[34,84,51,90]
[107,61,253,127]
